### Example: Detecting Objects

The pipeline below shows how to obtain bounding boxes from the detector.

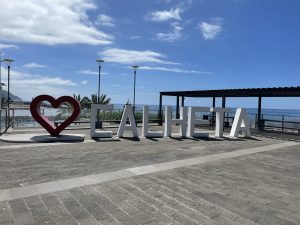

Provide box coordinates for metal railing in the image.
[6,107,162,128]
[0,109,8,134]
[258,114,300,135]
[2,106,300,136]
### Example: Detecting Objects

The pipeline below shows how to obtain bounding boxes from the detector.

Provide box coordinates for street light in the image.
[2,58,14,109]
[96,59,104,103]
[95,59,104,128]
[132,65,139,112]
[0,83,5,130]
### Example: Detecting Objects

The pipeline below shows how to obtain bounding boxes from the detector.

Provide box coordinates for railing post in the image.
[258,114,265,131]
[255,114,257,128]
[282,115,284,133]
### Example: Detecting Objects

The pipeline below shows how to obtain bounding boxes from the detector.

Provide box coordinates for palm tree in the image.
[73,94,81,102]
[80,96,92,109]
[91,94,97,104]
[91,93,111,104]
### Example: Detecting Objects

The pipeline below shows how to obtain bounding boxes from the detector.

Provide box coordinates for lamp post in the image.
[0,83,5,131]
[95,59,104,128]
[96,59,104,103]
[2,59,14,109]
[132,65,139,113]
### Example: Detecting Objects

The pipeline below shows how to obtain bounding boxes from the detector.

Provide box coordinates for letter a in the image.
[230,108,251,137]
[117,105,138,138]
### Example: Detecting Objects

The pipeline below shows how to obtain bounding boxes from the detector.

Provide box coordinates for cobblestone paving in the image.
[0,132,283,190]
[0,144,299,225]
[0,127,299,225]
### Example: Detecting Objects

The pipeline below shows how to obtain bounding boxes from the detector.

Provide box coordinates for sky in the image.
[0,0,299,109]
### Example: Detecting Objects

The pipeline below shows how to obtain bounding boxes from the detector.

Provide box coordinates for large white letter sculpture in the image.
[211,107,231,138]
[117,105,138,138]
[164,106,187,137]
[142,106,163,138]
[187,107,210,138]
[90,104,113,138]
[230,108,251,137]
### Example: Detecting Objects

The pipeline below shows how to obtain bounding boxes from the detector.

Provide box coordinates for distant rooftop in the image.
[160,86,300,97]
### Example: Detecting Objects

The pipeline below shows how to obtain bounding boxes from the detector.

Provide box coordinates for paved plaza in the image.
[0,127,299,225]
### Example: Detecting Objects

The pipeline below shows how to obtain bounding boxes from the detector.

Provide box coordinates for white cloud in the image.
[0,0,113,45]
[99,48,178,65]
[139,66,211,74]
[112,84,120,87]
[129,35,142,40]
[81,80,88,85]
[0,43,18,50]
[156,22,182,42]
[16,77,76,86]
[199,18,223,40]
[24,62,47,69]
[77,69,107,75]
[77,70,98,75]
[1,67,76,100]
[149,8,181,22]
[95,14,115,27]
[158,0,172,4]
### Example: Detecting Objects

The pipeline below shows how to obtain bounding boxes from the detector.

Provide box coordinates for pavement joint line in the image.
[0,141,298,202]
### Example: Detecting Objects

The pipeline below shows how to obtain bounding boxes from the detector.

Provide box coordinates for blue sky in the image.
[0,0,299,109]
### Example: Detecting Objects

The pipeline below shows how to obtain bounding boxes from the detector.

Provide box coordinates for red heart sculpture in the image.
[30,95,81,136]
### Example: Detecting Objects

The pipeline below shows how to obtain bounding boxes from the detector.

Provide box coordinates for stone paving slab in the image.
[0,143,299,225]
[0,141,296,202]
[0,133,285,190]
[0,127,299,224]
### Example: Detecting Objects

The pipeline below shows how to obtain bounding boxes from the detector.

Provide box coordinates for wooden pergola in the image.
[158,86,300,127]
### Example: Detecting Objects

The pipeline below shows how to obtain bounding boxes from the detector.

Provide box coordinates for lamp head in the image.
[2,58,14,66]
[132,65,139,70]
[96,59,104,64]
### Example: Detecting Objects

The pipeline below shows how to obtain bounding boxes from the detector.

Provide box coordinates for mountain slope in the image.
[0,90,22,101]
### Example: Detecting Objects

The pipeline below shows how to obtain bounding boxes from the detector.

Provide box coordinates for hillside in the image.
[0,90,22,101]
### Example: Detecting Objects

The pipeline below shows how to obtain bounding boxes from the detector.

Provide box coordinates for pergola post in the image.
[211,97,216,125]
[181,96,185,107]
[222,97,228,128]
[176,96,180,119]
[257,96,262,130]
[222,96,226,108]
[158,93,163,126]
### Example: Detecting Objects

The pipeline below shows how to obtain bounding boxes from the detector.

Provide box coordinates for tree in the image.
[72,93,111,110]
[91,94,97,104]
[73,94,81,102]
[91,93,111,104]
[80,96,92,109]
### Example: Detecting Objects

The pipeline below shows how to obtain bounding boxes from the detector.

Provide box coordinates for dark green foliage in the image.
[73,93,111,109]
